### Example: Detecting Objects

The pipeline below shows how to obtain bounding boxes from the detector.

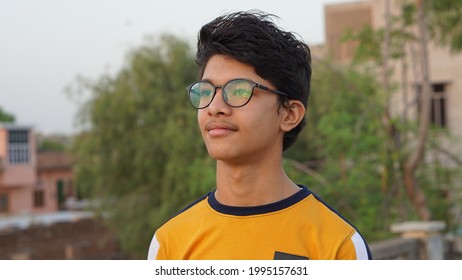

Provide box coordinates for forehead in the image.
[202,55,262,84]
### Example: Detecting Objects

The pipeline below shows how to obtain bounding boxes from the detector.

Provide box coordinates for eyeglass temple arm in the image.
[255,84,289,97]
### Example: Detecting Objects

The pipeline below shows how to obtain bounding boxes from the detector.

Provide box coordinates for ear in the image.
[279,100,305,132]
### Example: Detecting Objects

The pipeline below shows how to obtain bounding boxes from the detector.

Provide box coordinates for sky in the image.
[0,0,353,135]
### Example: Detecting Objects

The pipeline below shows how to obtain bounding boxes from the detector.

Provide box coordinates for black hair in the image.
[196,10,311,150]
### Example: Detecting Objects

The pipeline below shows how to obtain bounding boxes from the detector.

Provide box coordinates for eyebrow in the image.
[198,78,257,86]
[199,78,213,83]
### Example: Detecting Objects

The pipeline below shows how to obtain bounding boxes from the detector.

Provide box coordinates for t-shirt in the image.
[148,185,372,260]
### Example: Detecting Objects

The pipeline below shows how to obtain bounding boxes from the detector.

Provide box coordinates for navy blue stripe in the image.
[208,185,312,216]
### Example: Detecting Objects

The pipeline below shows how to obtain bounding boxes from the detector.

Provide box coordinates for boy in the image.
[148,11,372,260]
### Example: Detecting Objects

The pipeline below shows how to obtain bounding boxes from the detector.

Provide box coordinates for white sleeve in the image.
[147,233,160,260]
[351,232,369,260]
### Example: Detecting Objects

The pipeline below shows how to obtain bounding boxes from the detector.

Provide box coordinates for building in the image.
[323,0,462,160]
[0,124,75,215]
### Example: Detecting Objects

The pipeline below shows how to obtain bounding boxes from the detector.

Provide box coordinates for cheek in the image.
[197,108,208,122]
[197,110,207,133]
[245,109,281,137]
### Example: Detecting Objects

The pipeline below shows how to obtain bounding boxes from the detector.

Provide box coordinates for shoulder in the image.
[303,188,358,230]
[156,193,210,234]
[149,193,211,260]
[301,186,372,260]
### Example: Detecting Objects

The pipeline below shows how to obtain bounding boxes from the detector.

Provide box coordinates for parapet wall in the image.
[0,218,125,259]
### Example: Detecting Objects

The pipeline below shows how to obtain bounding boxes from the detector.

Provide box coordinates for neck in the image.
[214,157,300,207]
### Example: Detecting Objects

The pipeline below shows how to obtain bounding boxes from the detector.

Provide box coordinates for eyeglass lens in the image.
[189,79,254,109]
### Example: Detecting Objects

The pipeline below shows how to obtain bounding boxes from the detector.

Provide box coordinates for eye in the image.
[201,88,213,97]
[234,87,248,96]
[196,83,213,97]
[228,81,252,97]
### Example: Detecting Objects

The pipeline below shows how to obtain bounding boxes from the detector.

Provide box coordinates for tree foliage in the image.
[427,0,462,52]
[72,35,215,258]
[0,106,15,123]
[36,134,72,152]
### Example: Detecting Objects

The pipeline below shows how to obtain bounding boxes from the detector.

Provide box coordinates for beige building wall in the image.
[428,46,462,139]
[325,1,373,63]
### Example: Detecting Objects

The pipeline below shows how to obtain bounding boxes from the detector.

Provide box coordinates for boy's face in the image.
[198,54,286,165]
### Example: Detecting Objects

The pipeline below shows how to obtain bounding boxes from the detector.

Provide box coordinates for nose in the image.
[207,87,231,116]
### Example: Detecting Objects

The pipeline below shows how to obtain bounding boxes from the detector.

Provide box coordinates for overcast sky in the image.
[0,0,353,135]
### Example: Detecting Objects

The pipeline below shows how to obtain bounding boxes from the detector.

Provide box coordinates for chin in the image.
[207,150,230,161]
[206,147,236,162]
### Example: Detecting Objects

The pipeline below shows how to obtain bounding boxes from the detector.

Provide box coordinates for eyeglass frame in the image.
[186,78,289,109]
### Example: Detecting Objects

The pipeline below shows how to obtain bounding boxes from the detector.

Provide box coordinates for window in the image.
[431,83,447,128]
[34,190,45,208]
[8,129,30,164]
[0,194,8,212]
[416,83,448,128]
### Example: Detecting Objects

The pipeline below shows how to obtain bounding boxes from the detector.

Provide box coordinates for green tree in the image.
[285,60,398,241]
[38,140,65,152]
[427,0,462,52]
[0,106,15,123]
[72,35,215,258]
[336,0,462,226]
[37,133,71,152]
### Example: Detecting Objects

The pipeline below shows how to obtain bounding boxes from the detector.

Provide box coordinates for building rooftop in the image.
[0,123,34,130]
[37,151,75,171]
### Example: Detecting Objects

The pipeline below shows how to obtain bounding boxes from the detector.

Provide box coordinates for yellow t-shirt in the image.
[148,186,371,260]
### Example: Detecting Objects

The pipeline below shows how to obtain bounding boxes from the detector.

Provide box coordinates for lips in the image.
[205,121,238,136]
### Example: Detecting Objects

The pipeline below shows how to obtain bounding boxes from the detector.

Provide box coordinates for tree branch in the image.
[428,138,462,167]
[285,158,330,187]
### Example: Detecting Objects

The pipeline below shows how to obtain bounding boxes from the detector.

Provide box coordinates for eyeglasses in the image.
[187,78,288,109]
